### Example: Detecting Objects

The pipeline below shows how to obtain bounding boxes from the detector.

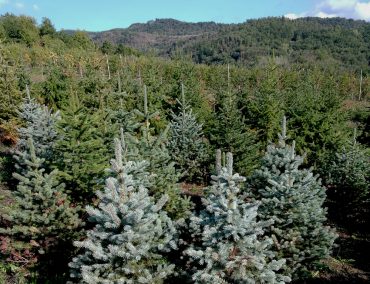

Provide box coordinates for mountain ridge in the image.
[74,17,369,71]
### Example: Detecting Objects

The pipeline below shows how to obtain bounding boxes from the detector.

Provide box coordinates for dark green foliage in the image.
[0,14,39,46]
[53,97,109,203]
[350,106,370,147]
[90,17,370,72]
[181,17,370,72]
[321,132,370,231]
[0,47,22,145]
[168,84,207,182]
[69,135,178,283]
[39,17,56,37]
[210,91,260,176]
[115,43,141,56]
[100,40,114,54]
[284,79,349,166]
[185,151,290,283]
[40,68,70,109]
[243,62,285,145]
[246,117,337,278]
[244,63,350,166]
[0,146,14,183]
[129,86,192,219]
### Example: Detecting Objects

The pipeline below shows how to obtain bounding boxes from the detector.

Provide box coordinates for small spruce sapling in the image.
[53,95,109,203]
[129,85,192,219]
[14,86,60,172]
[246,116,337,278]
[321,129,369,230]
[69,132,178,283]
[185,150,290,283]
[211,91,260,176]
[1,138,80,262]
[168,84,207,182]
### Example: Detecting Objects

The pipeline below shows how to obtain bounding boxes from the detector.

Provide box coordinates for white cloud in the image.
[285,0,370,21]
[284,13,301,20]
[315,11,338,18]
[15,2,24,9]
[32,4,39,11]
[324,0,357,10]
[355,1,370,19]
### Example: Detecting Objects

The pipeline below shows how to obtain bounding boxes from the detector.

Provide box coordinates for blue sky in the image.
[0,0,369,31]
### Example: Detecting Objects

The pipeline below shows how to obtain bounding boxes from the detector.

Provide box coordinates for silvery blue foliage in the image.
[168,84,207,181]
[246,116,337,278]
[16,87,60,167]
[185,150,290,284]
[69,132,178,284]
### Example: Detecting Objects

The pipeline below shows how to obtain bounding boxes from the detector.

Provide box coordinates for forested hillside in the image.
[0,13,369,283]
[88,17,370,71]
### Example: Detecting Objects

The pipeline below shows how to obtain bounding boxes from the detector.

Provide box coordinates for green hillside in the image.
[88,17,370,72]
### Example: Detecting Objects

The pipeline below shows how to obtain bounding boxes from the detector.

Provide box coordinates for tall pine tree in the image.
[246,117,337,278]
[69,133,178,283]
[185,150,290,283]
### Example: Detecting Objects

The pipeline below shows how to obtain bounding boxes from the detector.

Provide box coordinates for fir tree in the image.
[185,150,290,284]
[129,85,192,219]
[321,130,370,230]
[112,98,141,134]
[53,96,109,203]
[246,117,337,278]
[0,46,22,145]
[1,138,80,264]
[168,84,207,182]
[211,92,260,176]
[69,133,178,283]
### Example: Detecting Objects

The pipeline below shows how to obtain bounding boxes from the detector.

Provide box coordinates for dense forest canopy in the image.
[87,17,370,72]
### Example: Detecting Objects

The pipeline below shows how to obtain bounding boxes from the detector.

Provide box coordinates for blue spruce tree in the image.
[69,132,178,283]
[246,116,337,278]
[1,138,80,276]
[168,84,207,182]
[14,86,60,172]
[185,150,290,283]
